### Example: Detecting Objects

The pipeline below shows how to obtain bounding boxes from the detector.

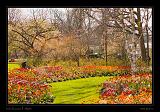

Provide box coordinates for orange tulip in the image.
[17,84,21,93]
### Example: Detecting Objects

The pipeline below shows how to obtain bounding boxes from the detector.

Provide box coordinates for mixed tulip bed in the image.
[8,68,54,104]
[81,73,152,104]
[99,73,152,104]
[8,65,152,104]
[33,66,132,82]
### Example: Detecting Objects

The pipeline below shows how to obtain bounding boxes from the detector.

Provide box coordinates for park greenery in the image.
[8,8,152,104]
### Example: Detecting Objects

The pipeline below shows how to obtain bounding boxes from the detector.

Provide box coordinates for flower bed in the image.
[8,66,152,104]
[99,73,152,104]
[8,68,54,104]
[33,66,131,82]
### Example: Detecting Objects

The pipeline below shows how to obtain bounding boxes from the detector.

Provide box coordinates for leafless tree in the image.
[84,8,152,62]
[8,8,151,67]
[8,8,60,66]
[142,8,152,65]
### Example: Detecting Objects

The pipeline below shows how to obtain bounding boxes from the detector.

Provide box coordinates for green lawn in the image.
[8,63,20,70]
[50,76,111,104]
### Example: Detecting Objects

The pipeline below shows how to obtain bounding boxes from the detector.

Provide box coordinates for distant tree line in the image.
[8,8,152,70]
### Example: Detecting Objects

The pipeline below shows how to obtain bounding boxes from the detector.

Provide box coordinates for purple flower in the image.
[48,73,52,77]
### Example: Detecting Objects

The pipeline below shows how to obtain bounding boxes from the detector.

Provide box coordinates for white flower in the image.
[128,94,132,97]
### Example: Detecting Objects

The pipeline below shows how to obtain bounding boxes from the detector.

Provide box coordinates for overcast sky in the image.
[16,8,152,28]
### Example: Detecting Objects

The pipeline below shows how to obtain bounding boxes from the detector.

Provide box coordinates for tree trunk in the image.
[146,25,150,66]
[130,8,137,74]
[14,49,18,59]
[104,31,108,66]
[146,9,150,66]
[76,57,80,67]
[137,8,147,62]
[102,9,108,66]
[121,11,129,67]
[122,40,127,66]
